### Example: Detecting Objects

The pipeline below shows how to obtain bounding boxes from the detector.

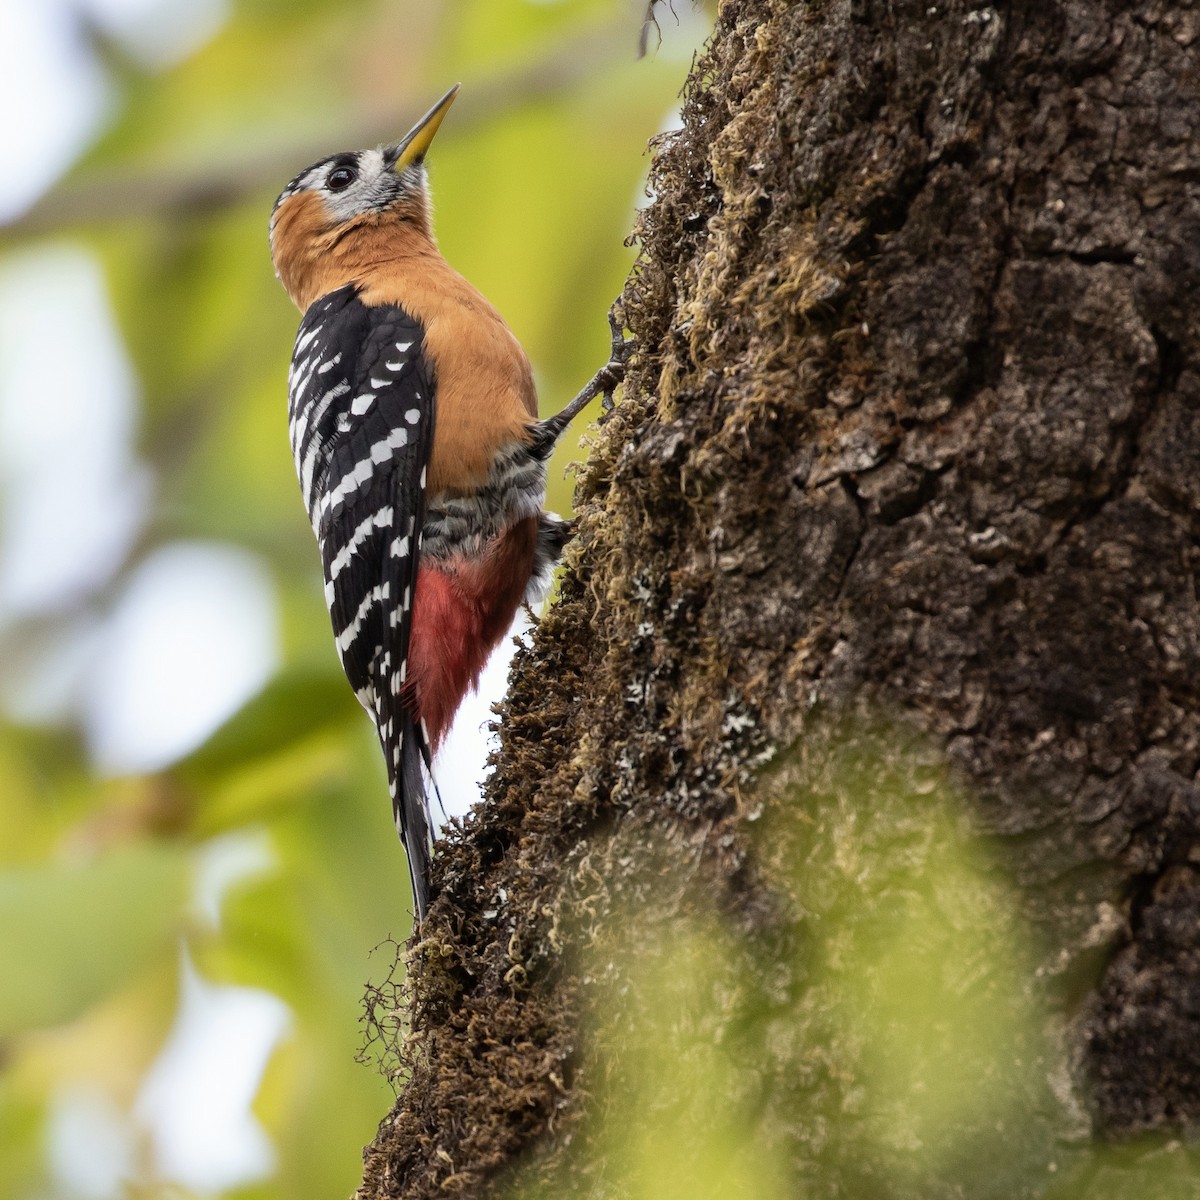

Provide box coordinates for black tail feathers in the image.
[389,713,435,922]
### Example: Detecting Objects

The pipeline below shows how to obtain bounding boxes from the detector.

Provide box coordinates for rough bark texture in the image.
[356,1,1200,1196]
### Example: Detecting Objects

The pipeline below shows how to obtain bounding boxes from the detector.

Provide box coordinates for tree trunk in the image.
[356,2,1200,1196]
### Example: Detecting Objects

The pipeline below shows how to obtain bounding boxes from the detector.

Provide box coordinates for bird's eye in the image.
[327,166,357,192]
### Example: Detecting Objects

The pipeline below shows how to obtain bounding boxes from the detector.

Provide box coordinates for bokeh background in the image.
[0,2,710,1197]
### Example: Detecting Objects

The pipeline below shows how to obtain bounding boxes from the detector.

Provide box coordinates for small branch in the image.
[1,25,639,241]
[638,1,675,59]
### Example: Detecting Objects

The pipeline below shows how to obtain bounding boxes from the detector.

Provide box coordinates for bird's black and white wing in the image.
[287,282,438,916]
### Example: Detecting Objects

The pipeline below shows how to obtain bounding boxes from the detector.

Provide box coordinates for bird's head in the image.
[270,84,459,311]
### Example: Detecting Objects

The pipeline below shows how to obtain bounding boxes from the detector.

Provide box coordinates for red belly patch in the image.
[407,517,537,749]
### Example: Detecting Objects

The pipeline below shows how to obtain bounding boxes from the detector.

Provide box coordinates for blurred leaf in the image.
[178,668,354,779]
[23,952,182,1102]
[0,845,189,1036]
[0,727,92,866]
[190,730,359,838]
[1045,1140,1200,1200]
[766,734,1060,1197]
[0,1082,46,1200]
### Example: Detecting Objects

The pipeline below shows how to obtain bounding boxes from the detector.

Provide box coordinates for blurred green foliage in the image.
[0,2,706,1197]
[509,739,1199,1200]
[0,844,189,1037]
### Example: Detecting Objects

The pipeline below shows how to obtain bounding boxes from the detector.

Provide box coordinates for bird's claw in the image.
[541,301,632,436]
[599,303,633,415]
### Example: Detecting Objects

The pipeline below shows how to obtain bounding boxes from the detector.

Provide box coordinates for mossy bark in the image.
[356,2,1200,1196]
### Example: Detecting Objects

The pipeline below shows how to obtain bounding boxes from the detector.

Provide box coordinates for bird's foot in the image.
[540,301,633,442]
[597,301,633,415]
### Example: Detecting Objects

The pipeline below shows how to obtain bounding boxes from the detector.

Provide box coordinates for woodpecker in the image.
[269,85,619,921]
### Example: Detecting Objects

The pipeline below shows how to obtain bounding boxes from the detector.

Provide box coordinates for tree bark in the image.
[356,1,1200,1196]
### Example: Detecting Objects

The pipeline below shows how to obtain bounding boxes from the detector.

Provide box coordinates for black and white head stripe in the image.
[287,282,438,915]
[272,151,347,207]
[270,152,348,240]
[269,148,426,242]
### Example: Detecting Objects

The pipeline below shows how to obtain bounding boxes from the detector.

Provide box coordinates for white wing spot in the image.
[369,427,409,464]
[350,391,376,416]
[405,408,421,424]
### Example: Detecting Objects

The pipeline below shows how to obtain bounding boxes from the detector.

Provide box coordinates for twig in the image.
[638,1,681,59]
[1,25,640,241]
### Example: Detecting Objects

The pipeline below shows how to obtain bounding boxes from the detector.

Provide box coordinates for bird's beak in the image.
[387,84,460,173]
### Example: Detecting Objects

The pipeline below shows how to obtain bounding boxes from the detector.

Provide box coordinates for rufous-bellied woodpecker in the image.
[269,85,621,920]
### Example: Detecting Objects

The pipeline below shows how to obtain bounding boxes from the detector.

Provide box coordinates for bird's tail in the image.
[378,708,436,922]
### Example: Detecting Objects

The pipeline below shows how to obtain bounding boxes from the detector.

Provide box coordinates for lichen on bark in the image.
[356,3,1200,1196]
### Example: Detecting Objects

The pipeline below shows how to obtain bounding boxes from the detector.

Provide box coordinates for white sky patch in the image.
[83,542,279,775]
[432,611,530,837]
[82,0,230,69]
[0,246,151,620]
[135,950,290,1194]
[47,1088,136,1200]
[634,101,687,213]
[192,830,276,929]
[636,0,713,59]
[0,3,111,222]
[0,614,107,726]
[0,0,229,221]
